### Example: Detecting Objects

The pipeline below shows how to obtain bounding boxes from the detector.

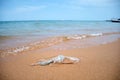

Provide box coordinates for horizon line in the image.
[0,19,107,22]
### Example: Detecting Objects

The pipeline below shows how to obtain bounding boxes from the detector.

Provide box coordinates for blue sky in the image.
[0,0,120,21]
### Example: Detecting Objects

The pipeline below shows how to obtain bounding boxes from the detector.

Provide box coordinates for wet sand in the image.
[0,40,120,80]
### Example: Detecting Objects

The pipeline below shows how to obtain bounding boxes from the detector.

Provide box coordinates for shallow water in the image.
[0,20,120,56]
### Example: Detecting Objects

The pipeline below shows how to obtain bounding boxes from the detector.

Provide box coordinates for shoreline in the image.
[0,32,120,57]
[0,39,120,80]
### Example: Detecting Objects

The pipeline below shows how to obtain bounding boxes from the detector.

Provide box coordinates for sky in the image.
[0,0,120,21]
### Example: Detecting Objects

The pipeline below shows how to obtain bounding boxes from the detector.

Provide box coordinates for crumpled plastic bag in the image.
[31,55,80,66]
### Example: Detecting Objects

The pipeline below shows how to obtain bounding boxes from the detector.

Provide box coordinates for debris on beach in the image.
[31,55,80,66]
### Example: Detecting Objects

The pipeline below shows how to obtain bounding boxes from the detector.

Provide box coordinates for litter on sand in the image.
[31,55,80,66]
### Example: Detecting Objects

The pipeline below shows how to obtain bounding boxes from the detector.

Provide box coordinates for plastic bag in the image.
[31,55,80,66]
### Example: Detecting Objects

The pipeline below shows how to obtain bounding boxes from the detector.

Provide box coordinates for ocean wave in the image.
[0,32,120,57]
[11,46,29,53]
[66,33,103,40]
[89,33,103,36]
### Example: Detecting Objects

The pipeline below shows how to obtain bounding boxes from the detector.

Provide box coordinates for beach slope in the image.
[0,40,120,80]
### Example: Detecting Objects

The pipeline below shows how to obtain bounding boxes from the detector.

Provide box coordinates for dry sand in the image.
[0,40,120,80]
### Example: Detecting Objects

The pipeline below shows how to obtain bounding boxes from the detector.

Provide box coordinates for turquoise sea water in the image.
[0,20,120,55]
[0,20,120,37]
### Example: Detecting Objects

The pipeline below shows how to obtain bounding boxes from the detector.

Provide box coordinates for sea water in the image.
[0,20,120,55]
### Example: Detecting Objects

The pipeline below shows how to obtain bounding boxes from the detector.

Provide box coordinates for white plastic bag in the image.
[31,55,80,66]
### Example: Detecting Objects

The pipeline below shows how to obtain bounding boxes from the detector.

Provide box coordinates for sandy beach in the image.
[1,0,120,80]
[0,39,120,80]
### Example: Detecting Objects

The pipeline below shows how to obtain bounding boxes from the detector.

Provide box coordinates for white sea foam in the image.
[67,33,103,40]
[90,33,103,36]
[13,46,29,53]
[67,35,86,40]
